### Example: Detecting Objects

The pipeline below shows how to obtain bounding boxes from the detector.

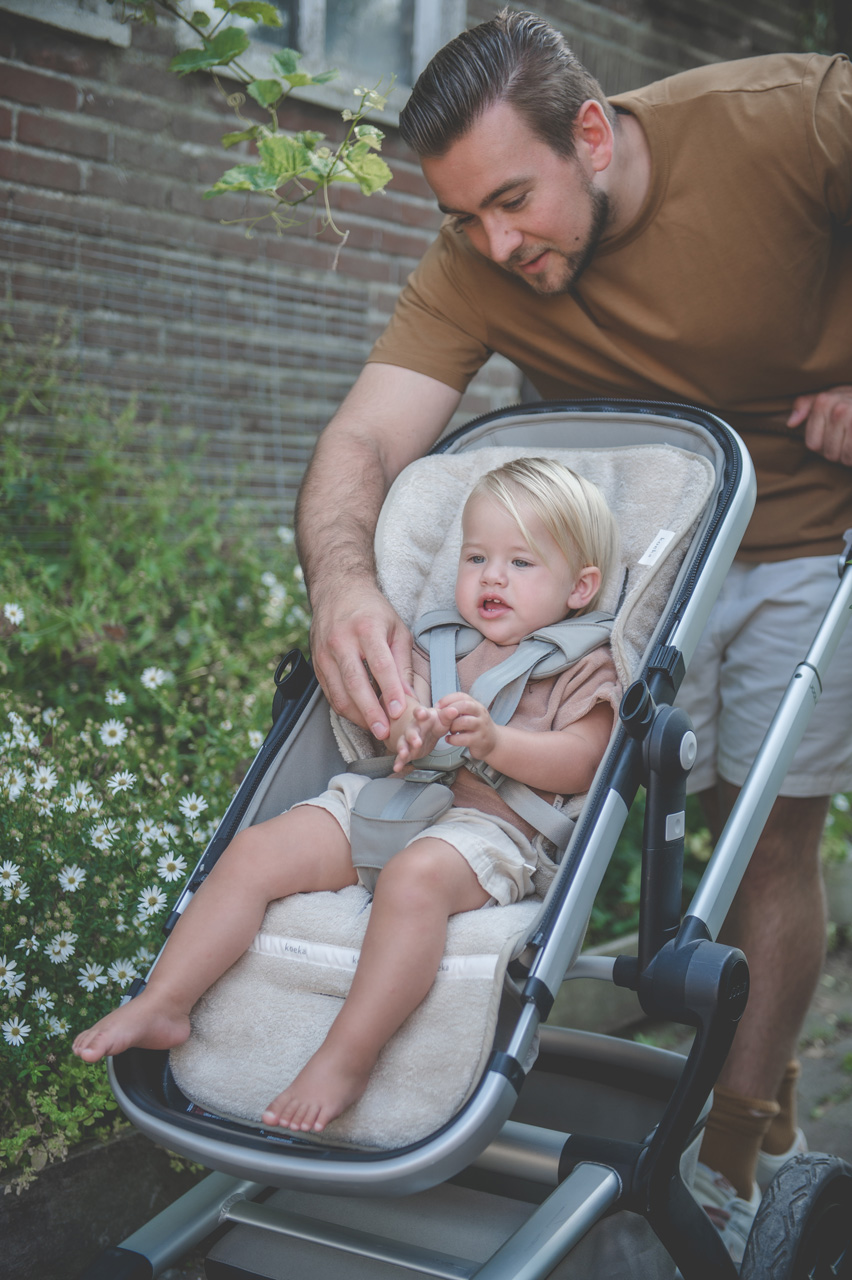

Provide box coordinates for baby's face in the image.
[455,492,582,645]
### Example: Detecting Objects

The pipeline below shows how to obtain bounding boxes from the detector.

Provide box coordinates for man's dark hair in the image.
[398,9,615,159]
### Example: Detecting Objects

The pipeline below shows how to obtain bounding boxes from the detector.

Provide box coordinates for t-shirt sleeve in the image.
[806,53,852,227]
[367,227,494,392]
[551,649,622,734]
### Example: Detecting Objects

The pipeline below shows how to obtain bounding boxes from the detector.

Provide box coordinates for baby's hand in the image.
[391,703,455,773]
[437,692,498,762]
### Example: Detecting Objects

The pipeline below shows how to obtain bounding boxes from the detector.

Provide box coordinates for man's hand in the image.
[309,581,413,740]
[787,385,852,466]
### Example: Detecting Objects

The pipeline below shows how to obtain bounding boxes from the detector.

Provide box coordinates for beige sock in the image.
[761,1059,801,1156]
[699,1084,780,1199]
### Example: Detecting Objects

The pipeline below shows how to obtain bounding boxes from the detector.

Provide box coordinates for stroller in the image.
[80,401,852,1280]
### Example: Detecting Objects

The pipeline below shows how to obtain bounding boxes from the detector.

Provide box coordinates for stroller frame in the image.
[81,401,852,1280]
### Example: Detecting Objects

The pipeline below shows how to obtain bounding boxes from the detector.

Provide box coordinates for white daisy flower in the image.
[4,769,26,800]
[133,945,155,966]
[105,688,127,706]
[107,770,136,795]
[90,819,121,851]
[46,931,77,964]
[16,935,38,955]
[261,572,279,588]
[30,987,54,1012]
[2,1017,30,1046]
[160,821,179,842]
[3,603,25,626]
[58,864,87,893]
[0,955,18,987]
[277,525,295,545]
[138,884,168,916]
[140,666,170,690]
[72,780,93,801]
[136,817,159,841]
[78,962,108,992]
[221,719,233,732]
[248,729,263,750]
[156,853,187,883]
[834,794,850,812]
[5,971,25,998]
[46,1015,70,1037]
[7,881,30,902]
[99,718,128,747]
[41,707,58,725]
[107,958,138,988]
[32,764,58,792]
[178,793,208,821]
[114,914,128,934]
[84,797,104,816]
[34,797,54,816]
[0,861,20,888]
[174,628,191,648]
[61,795,79,813]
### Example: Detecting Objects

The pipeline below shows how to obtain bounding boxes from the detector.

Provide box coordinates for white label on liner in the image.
[638,529,676,566]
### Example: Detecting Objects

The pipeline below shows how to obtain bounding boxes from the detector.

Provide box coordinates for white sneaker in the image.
[755,1127,808,1191]
[690,1161,761,1267]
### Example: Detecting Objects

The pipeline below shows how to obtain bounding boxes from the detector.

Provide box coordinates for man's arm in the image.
[295,362,461,738]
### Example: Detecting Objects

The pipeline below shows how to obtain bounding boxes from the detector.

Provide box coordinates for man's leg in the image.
[699,785,828,1196]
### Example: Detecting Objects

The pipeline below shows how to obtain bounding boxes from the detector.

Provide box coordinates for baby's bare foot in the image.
[73,994,191,1062]
[261,1045,373,1133]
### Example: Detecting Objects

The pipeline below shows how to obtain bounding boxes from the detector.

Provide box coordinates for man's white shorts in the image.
[676,554,852,798]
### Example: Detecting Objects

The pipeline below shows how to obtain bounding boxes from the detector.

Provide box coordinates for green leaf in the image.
[257,133,311,180]
[228,1,282,22]
[340,149,392,195]
[189,11,211,26]
[280,72,314,88]
[203,163,283,196]
[354,124,384,149]
[168,27,250,77]
[293,129,326,148]
[309,69,338,85]
[271,48,301,76]
[221,126,259,148]
[247,78,284,108]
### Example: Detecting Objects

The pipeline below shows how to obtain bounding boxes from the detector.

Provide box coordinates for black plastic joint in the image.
[613,954,639,990]
[489,1051,526,1095]
[522,976,555,1020]
[76,1245,154,1280]
[648,643,686,692]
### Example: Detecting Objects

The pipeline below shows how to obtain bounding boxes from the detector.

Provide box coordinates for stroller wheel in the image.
[740,1152,852,1279]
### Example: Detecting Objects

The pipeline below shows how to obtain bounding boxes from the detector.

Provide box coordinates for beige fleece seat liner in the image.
[169,443,715,1149]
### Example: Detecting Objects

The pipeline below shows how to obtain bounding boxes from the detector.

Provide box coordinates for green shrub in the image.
[0,332,309,1185]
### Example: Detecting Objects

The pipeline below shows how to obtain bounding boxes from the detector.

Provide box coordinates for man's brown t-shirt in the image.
[369,54,852,560]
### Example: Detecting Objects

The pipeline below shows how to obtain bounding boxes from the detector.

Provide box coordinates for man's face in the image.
[421,100,612,295]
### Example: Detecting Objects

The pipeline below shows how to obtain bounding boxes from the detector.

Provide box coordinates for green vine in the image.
[111,1,394,248]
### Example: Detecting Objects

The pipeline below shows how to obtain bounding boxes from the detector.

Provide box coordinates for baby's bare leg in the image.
[73,806,356,1062]
[262,837,489,1133]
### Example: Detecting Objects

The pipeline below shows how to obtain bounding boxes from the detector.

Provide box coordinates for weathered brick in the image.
[114,132,203,182]
[0,105,12,140]
[0,145,81,193]
[1,65,78,112]
[17,111,110,162]
[83,162,172,212]
[80,89,169,134]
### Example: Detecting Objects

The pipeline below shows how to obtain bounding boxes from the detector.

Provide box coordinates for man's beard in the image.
[505,185,611,295]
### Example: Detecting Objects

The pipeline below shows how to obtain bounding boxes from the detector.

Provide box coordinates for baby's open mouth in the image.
[481,597,508,614]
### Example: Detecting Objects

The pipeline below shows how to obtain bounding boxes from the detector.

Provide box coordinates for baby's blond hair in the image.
[468,457,619,615]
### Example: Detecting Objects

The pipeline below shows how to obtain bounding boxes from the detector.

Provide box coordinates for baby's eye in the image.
[512,558,532,568]
[467,553,485,564]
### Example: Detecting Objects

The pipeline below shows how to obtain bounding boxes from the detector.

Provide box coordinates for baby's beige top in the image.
[370,54,852,561]
[412,640,621,841]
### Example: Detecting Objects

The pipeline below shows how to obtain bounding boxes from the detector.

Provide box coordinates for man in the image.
[295,9,852,1262]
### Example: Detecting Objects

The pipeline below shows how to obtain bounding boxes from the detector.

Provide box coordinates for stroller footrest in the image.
[221,1197,479,1279]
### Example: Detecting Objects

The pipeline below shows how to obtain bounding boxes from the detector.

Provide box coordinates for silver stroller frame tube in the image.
[688,538,852,939]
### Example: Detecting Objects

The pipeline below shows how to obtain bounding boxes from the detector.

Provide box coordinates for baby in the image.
[74,457,620,1136]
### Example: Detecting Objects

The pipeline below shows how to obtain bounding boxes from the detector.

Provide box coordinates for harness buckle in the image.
[464,759,505,790]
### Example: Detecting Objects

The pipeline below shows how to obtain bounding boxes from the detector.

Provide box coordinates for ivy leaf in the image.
[189,11,211,26]
[203,163,283,197]
[228,1,283,23]
[220,126,259,148]
[279,72,315,88]
[256,133,312,180]
[169,27,250,76]
[309,69,338,85]
[341,148,392,195]
[354,124,384,149]
[271,48,301,76]
[247,78,284,107]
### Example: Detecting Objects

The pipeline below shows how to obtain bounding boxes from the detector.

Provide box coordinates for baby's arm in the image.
[438,693,613,795]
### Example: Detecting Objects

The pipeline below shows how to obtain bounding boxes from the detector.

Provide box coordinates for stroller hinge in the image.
[522,974,555,1020]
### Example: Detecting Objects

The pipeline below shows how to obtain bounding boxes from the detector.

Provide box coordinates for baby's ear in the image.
[567,565,601,610]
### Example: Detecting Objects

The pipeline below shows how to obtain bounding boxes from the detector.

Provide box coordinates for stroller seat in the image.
[167,440,716,1150]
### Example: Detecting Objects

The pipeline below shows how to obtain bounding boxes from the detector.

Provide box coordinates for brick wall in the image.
[0,2,804,528]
